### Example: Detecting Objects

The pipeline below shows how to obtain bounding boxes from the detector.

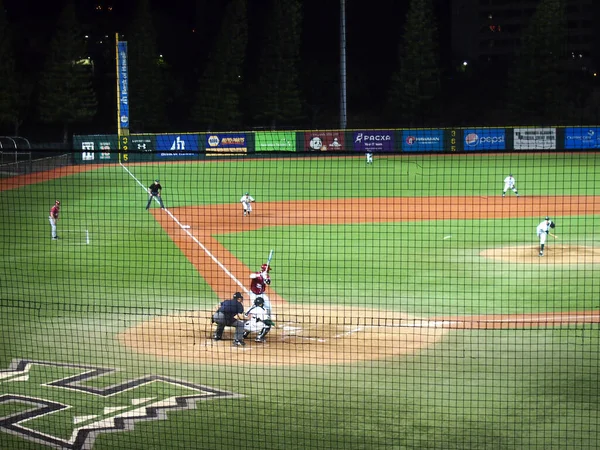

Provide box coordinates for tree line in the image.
[0,0,596,143]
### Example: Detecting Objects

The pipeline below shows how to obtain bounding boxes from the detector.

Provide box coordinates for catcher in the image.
[243,297,274,343]
[536,216,557,257]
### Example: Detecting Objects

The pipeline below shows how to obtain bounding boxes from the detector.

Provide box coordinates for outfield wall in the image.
[72,126,600,163]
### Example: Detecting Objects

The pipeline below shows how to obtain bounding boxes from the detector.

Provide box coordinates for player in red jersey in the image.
[249,264,272,316]
[49,200,60,240]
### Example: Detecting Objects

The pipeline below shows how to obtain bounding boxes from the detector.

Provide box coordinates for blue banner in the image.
[401,130,444,152]
[463,128,505,150]
[206,133,248,154]
[564,127,600,149]
[352,131,394,151]
[156,134,199,157]
[117,42,129,130]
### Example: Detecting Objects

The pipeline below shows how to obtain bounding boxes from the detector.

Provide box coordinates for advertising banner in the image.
[303,131,346,152]
[564,127,600,149]
[206,133,248,154]
[155,134,199,157]
[255,131,296,152]
[513,128,556,150]
[463,128,506,151]
[401,130,444,152]
[117,41,129,131]
[353,130,394,151]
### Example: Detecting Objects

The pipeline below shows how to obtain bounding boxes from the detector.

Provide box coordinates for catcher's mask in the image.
[254,297,265,307]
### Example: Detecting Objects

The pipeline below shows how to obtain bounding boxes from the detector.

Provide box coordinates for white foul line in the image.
[120,162,248,294]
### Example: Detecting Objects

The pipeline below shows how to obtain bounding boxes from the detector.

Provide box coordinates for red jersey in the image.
[50,205,60,219]
[250,272,270,295]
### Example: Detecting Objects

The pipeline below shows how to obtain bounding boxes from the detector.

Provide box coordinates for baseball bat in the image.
[265,249,274,270]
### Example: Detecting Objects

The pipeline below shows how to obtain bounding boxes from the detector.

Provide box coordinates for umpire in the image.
[146,179,165,210]
[212,292,247,346]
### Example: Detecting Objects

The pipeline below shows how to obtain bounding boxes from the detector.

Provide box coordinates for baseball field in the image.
[1,151,599,449]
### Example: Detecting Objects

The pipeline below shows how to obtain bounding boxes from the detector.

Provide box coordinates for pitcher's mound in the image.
[117,305,449,366]
[480,245,600,264]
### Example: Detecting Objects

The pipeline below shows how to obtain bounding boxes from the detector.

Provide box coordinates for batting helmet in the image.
[261,264,271,272]
[55,200,60,205]
[254,297,265,307]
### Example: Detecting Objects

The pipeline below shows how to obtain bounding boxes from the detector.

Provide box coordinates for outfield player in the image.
[536,216,557,256]
[240,192,255,216]
[49,200,60,240]
[502,174,519,197]
[146,179,165,210]
[366,152,373,164]
[243,297,272,343]
[249,264,272,316]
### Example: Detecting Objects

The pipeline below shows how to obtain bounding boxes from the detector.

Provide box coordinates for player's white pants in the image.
[504,183,516,193]
[244,319,268,334]
[49,216,57,238]
[249,292,272,317]
[538,233,547,245]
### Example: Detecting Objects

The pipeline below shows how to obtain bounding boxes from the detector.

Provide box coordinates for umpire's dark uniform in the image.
[212,292,246,345]
[146,179,165,210]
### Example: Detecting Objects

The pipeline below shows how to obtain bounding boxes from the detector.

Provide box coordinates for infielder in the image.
[249,264,272,316]
[502,174,519,197]
[243,297,273,343]
[49,200,60,240]
[240,192,255,216]
[536,216,557,256]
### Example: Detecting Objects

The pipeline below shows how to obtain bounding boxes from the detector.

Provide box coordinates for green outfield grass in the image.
[1,152,599,449]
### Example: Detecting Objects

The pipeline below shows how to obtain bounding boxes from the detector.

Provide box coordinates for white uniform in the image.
[244,303,272,342]
[503,175,519,197]
[240,194,255,216]
[366,152,373,164]
[536,218,554,256]
[249,292,272,317]
[244,304,269,334]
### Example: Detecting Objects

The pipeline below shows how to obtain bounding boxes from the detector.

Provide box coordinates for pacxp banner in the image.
[206,133,248,154]
[463,128,506,151]
[564,127,600,149]
[304,131,345,151]
[401,129,444,152]
[155,134,199,157]
[353,131,394,152]
[513,128,556,150]
[117,41,129,130]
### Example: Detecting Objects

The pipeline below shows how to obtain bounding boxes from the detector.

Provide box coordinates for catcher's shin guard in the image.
[256,326,271,341]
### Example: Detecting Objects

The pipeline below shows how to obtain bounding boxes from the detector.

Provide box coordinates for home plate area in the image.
[117,305,449,366]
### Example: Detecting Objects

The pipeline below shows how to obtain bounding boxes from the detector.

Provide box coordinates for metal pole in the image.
[340,0,347,129]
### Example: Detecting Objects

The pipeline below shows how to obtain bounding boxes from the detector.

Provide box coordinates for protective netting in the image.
[1,147,599,449]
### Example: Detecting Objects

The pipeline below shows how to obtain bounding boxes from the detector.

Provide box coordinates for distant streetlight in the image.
[340,0,347,129]
[463,61,468,66]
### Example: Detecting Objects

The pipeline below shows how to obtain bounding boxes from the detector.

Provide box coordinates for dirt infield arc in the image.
[116,195,600,365]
